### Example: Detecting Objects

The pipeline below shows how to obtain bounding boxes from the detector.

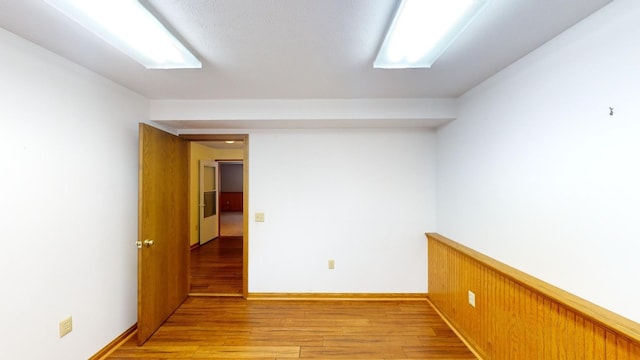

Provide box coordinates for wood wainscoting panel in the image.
[220,192,243,212]
[426,233,640,359]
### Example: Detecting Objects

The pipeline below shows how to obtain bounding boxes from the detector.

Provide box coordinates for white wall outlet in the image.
[59,316,72,338]
[255,212,265,222]
[468,290,476,308]
[328,259,335,270]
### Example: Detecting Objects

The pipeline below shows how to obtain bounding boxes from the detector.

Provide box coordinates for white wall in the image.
[0,29,146,359]
[220,163,243,193]
[436,0,640,323]
[248,129,436,293]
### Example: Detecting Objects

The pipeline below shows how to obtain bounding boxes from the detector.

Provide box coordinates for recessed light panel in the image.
[45,0,201,69]
[375,0,489,69]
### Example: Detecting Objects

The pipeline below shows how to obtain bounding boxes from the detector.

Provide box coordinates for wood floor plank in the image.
[342,326,436,336]
[251,326,344,337]
[107,297,476,359]
[108,344,199,358]
[322,334,423,347]
[224,333,324,347]
[300,345,406,359]
[284,318,370,327]
[220,211,243,236]
[190,235,243,294]
[193,345,300,358]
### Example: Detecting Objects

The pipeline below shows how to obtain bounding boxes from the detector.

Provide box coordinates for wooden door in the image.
[138,123,189,344]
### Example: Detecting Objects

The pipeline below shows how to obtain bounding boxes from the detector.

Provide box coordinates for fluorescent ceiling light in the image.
[374,0,489,69]
[45,0,201,69]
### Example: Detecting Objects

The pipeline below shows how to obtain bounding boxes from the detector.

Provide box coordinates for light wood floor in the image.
[190,236,243,294]
[108,297,476,359]
[220,211,243,236]
[190,211,244,294]
[134,211,474,359]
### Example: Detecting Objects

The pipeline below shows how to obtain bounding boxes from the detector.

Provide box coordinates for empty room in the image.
[1,1,639,359]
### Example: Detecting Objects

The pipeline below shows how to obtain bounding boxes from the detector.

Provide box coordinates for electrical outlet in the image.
[255,212,265,222]
[468,290,476,308]
[59,316,72,338]
[328,259,335,270]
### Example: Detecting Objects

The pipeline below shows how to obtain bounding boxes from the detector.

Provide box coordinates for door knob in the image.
[143,239,155,248]
[136,240,142,249]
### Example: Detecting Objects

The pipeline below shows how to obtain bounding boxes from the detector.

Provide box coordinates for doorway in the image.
[186,137,247,296]
[138,128,248,344]
[219,161,243,237]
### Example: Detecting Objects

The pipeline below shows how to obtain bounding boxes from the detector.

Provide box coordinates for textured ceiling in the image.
[0,0,612,100]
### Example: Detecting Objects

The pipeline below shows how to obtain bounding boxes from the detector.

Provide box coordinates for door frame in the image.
[182,134,249,299]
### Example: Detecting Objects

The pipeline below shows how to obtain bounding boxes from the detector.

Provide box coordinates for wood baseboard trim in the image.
[190,243,200,251]
[189,292,244,298]
[426,296,483,360]
[247,293,428,301]
[89,323,137,360]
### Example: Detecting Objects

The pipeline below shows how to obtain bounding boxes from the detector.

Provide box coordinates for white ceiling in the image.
[0,0,612,100]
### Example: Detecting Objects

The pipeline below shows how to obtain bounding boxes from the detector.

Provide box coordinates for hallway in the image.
[190,211,243,294]
[190,236,242,295]
[220,211,243,236]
